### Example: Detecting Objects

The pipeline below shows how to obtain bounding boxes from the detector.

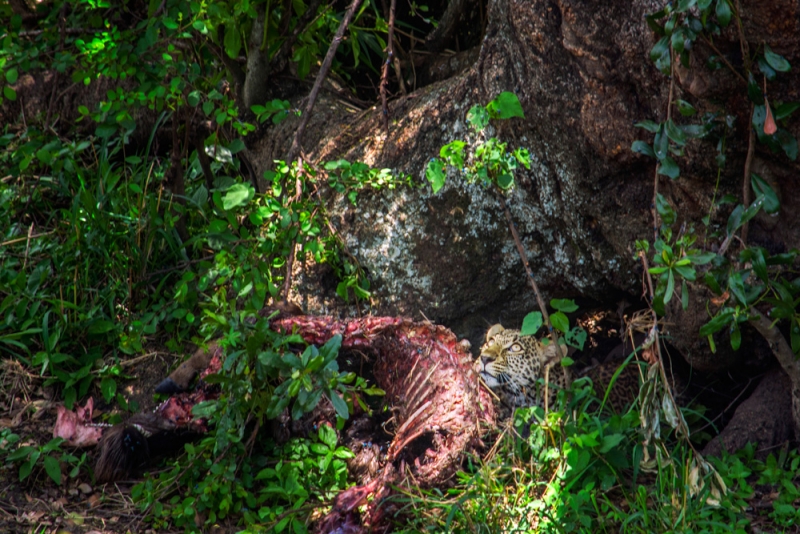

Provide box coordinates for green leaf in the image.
[680,123,710,139]
[319,334,342,366]
[228,139,245,154]
[440,140,466,167]
[766,251,798,265]
[634,120,661,133]
[318,424,337,450]
[645,10,667,35]
[747,74,764,105]
[36,148,52,165]
[654,125,669,160]
[95,124,117,138]
[496,173,514,189]
[730,324,741,350]
[658,156,680,179]
[704,272,722,295]
[101,377,117,401]
[776,129,798,160]
[664,270,675,304]
[688,252,716,265]
[676,99,697,116]
[631,140,655,158]
[187,90,201,107]
[681,279,689,310]
[674,264,696,281]
[764,45,791,72]
[222,183,252,210]
[4,85,19,101]
[19,460,34,481]
[327,391,349,419]
[726,204,744,236]
[650,36,670,72]
[487,92,524,119]
[665,119,687,146]
[224,26,242,58]
[671,30,685,54]
[757,56,777,81]
[550,299,579,313]
[775,102,800,120]
[520,312,543,336]
[466,105,489,131]
[88,319,115,334]
[728,272,747,305]
[550,311,569,334]
[5,68,19,84]
[513,147,531,169]
[751,247,768,282]
[750,173,780,214]
[565,326,587,351]
[656,193,676,226]
[426,159,445,193]
[43,455,62,485]
[740,196,764,228]
[715,0,731,27]
[599,433,625,454]
[699,309,735,336]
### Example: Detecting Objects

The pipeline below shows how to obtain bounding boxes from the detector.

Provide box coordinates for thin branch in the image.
[16,28,100,37]
[1,231,53,247]
[699,35,747,85]
[732,0,754,246]
[500,198,563,359]
[652,51,676,241]
[287,0,364,161]
[282,159,305,303]
[740,114,755,244]
[379,0,397,135]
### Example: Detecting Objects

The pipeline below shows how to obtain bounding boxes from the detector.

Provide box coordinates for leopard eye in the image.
[510,343,522,352]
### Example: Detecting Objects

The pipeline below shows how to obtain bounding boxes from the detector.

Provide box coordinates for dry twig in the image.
[287,0,364,161]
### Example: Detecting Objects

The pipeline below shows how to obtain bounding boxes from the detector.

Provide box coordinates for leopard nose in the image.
[480,355,491,366]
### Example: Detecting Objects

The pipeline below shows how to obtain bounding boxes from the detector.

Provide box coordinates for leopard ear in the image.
[486,324,505,340]
[541,340,565,366]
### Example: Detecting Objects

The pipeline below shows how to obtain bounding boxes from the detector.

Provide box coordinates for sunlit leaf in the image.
[521,312,543,336]
[550,311,569,334]
[487,91,524,119]
[222,183,253,210]
[426,159,445,193]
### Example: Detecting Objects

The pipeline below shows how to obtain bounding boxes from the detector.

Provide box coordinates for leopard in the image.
[475,324,641,417]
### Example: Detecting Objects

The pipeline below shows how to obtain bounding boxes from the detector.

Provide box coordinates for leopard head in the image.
[475,324,568,409]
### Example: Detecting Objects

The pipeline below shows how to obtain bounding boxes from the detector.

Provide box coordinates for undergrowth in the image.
[390,376,798,533]
[0,115,401,529]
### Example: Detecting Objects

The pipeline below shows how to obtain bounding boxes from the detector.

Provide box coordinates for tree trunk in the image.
[253,0,799,315]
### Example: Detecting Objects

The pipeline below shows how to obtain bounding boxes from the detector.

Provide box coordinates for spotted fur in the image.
[475,324,642,415]
[474,324,571,412]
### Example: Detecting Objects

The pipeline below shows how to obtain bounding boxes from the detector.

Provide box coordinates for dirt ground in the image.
[0,352,180,534]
